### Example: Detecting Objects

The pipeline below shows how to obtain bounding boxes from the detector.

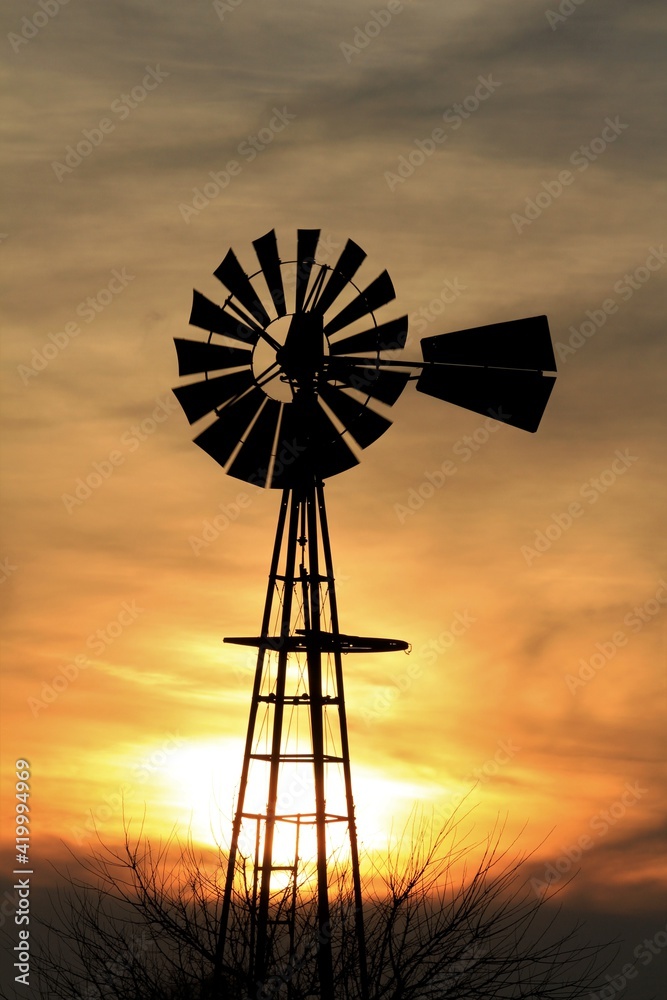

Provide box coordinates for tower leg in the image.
[305,488,335,998]
[214,481,369,1000]
[254,491,301,988]
[213,489,291,995]
[317,482,369,1000]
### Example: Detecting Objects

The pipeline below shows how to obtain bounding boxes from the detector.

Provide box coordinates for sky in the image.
[1,0,666,993]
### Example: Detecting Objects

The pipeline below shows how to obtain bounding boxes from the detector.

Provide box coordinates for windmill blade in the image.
[253,229,287,317]
[416,364,556,433]
[193,387,266,467]
[295,229,321,313]
[190,290,258,345]
[326,359,410,406]
[270,402,302,490]
[329,316,408,356]
[319,382,392,449]
[174,338,252,376]
[311,239,367,316]
[317,441,360,480]
[309,404,360,480]
[324,270,396,336]
[172,368,255,425]
[271,396,358,488]
[226,399,282,488]
[421,315,557,372]
[214,248,271,328]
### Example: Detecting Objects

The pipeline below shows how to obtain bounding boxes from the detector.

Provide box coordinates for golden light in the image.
[143,737,439,873]
[156,738,245,846]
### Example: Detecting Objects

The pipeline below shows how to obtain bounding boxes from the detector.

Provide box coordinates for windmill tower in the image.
[172,229,557,999]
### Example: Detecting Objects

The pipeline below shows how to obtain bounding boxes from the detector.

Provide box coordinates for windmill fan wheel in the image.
[173,229,410,488]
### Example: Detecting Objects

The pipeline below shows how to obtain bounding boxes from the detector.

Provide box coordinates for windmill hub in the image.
[275,310,324,386]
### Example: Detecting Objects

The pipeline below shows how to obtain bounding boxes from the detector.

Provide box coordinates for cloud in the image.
[2,0,664,947]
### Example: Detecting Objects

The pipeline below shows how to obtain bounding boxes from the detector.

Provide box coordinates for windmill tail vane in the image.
[171,228,557,998]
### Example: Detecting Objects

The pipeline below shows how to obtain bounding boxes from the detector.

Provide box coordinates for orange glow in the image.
[1,22,665,938]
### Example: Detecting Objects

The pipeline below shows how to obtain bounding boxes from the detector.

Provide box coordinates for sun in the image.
[155,738,245,846]
[155,739,437,868]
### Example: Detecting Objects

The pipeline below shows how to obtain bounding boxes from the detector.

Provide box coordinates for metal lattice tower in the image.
[172,229,557,998]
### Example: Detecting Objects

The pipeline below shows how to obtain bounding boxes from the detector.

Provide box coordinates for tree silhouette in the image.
[10,805,612,1000]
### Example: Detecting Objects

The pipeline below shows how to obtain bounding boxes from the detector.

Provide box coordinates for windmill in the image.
[172,229,557,999]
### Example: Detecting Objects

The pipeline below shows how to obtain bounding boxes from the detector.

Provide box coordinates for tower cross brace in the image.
[213,481,402,998]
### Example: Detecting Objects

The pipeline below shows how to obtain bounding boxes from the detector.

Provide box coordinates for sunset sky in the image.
[1,0,666,992]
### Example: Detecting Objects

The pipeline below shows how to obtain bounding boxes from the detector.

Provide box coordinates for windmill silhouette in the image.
[173,229,557,999]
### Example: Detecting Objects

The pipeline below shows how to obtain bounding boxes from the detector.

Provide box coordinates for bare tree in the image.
[4,806,613,1000]
[362,811,608,999]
